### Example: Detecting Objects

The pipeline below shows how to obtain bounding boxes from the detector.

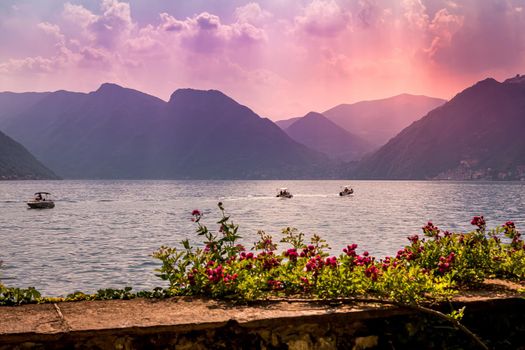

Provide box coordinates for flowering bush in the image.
[153,204,525,303]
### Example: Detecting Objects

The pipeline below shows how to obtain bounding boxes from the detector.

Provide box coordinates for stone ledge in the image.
[0,298,404,340]
[0,281,523,349]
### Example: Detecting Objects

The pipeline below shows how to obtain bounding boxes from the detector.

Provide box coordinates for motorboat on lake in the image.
[339,186,354,196]
[27,192,55,209]
[276,188,293,198]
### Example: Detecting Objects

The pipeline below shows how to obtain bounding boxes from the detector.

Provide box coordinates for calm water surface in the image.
[1,180,524,296]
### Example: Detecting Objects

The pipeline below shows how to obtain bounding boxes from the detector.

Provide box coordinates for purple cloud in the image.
[195,12,221,30]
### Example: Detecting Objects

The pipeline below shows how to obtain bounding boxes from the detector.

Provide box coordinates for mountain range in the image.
[1,84,333,179]
[353,75,525,180]
[2,76,524,181]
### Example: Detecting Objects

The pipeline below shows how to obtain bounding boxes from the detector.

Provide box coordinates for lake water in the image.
[1,180,524,296]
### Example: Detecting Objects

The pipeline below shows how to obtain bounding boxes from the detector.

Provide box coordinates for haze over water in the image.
[1,180,524,296]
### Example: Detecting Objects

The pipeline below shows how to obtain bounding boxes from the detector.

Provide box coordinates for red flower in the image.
[437,252,455,274]
[471,216,486,229]
[343,244,358,257]
[365,266,379,281]
[325,256,338,268]
[422,222,440,237]
[284,248,299,262]
[407,235,419,243]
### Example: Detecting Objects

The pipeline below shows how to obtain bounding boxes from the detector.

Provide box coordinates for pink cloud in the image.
[63,3,96,28]
[0,56,57,74]
[295,0,351,36]
[38,22,64,42]
[356,0,384,28]
[234,3,272,25]
[402,0,429,30]
[78,46,112,67]
[425,8,464,59]
[125,25,166,55]
[88,0,133,48]
[157,11,266,53]
[159,13,188,33]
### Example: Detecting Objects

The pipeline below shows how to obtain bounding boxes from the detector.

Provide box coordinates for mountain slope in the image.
[3,84,334,179]
[284,112,372,161]
[323,94,446,147]
[160,89,333,178]
[354,77,525,180]
[0,129,58,180]
[3,83,167,178]
[0,92,50,126]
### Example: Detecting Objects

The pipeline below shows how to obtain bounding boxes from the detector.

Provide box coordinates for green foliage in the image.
[92,287,135,300]
[64,291,92,302]
[0,286,41,306]
[448,306,466,321]
[41,287,174,303]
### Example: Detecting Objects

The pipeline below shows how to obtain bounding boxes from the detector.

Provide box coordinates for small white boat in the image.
[339,186,354,196]
[27,192,55,209]
[276,188,293,198]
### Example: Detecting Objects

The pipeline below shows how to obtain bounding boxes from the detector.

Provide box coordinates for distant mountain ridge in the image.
[353,76,525,180]
[2,84,334,179]
[0,129,58,180]
[283,112,372,161]
[322,94,446,147]
[275,117,301,130]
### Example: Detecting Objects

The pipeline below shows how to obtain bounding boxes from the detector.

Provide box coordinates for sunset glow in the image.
[1,0,524,119]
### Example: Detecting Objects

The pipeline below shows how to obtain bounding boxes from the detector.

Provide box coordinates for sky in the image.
[1,0,524,120]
